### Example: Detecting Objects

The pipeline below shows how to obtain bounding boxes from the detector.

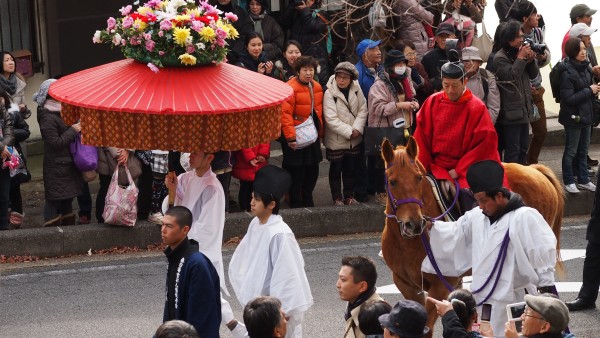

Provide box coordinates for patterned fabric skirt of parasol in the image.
[61,104,281,152]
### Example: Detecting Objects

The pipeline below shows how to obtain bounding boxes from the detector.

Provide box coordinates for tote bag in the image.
[69,133,98,172]
[472,22,493,62]
[102,166,139,227]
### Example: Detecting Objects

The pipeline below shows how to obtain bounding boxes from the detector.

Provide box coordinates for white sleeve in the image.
[421,211,474,276]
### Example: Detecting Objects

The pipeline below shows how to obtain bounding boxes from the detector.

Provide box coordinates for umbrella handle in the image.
[167,171,176,209]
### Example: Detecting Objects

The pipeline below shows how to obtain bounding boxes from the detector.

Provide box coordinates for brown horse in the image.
[380,137,564,337]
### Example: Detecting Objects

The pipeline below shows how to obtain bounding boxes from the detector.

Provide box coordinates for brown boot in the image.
[44,215,62,227]
[60,213,76,226]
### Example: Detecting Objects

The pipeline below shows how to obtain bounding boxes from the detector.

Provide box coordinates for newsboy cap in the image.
[466,160,504,193]
[379,300,429,337]
[570,4,597,19]
[461,46,483,61]
[334,61,359,80]
[524,294,570,333]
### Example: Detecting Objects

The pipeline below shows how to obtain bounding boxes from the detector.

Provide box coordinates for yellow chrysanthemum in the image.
[178,53,197,66]
[173,27,191,46]
[137,7,154,15]
[175,14,191,23]
[226,24,239,39]
[187,8,201,18]
[134,18,148,31]
[199,26,216,42]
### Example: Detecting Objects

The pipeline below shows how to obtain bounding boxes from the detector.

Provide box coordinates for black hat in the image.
[384,49,408,69]
[466,160,504,193]
[441,61,466,79]
[253,165,291,200]
[436,22,455,36]
[378,300,429,338]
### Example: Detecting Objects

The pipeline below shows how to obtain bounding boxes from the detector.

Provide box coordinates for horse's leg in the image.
[393,272,435,338]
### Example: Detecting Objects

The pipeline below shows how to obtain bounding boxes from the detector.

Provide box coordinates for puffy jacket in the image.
[323,75,368,150]
[493,48,539,125]
[281,78,324,142]
[232,144,270,182]
[368,74,416,127]
[0,104,15,153]
[558,58,595,129]
[37,107,83,201]
[396,0,435,60]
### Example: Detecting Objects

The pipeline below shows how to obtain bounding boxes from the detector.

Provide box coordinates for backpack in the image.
[549,60,567,103]
[479,68,491,103]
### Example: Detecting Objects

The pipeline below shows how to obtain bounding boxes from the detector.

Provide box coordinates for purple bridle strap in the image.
[421,232,456,292]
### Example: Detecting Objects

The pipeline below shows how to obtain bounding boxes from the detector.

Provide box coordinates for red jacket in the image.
[281,78,324,141]
[413,89,509,189]
[232,144,270,181]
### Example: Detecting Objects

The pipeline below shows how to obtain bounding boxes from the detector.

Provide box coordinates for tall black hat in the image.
[466,160,504,193]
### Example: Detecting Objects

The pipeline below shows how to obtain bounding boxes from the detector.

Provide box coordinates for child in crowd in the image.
[232,144,270,212]
[229,165,313,338]
[148,150,169,224]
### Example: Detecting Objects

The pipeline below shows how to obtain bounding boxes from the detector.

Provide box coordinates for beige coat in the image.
[343,292,384,338]
[323,75,368,151]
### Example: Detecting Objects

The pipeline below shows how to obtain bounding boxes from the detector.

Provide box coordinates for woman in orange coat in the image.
[280,56,324,208]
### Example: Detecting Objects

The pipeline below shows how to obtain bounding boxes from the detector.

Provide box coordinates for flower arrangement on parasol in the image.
[93,0,239,71]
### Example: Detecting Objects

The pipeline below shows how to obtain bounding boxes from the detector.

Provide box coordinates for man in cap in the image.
[378,300,430,338]
[229,165,313,338]
[511,1,550,165]
[562,4,597,59]
[461,46,501,124]
[354,39,382,202]
[413,60,507,212]
[505,294,570,338]
[422,160,557,337]
[421,22,456,91]
[493,19,539,164]
[568,23,600,82]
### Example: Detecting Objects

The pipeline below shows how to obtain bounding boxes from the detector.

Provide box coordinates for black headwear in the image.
[253,165,292,200]
[466,160,504,193]
[384,50,408,69]
[441,61,466,80]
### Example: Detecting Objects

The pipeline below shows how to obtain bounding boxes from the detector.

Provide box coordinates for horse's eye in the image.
[417,174,423,181]
[390,179,397,186]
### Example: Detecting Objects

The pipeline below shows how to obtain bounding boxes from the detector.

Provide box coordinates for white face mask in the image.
[394,66,406,76]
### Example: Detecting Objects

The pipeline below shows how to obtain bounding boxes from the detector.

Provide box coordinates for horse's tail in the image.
[531,164,565,277]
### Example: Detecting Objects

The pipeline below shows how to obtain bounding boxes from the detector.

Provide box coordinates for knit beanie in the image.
[33,79,57,106]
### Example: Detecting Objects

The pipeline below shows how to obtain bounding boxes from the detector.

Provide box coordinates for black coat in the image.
[558,59,595,129]
[250,13,284,61]
[37,107,83,201]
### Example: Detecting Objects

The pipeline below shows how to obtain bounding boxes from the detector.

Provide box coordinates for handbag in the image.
[294,81,319,149]
[472,22,493,62]
[364,103,408,156]
[102,166,139,227]
[593,98,600,127]
[103,148,142,186]
[69,133,98,172]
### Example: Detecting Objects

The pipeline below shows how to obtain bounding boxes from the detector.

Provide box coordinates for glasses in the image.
[405,52,416,57]
[523,308,545,321]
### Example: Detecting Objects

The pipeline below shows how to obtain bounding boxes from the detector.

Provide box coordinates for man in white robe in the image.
[229,165,313,338]
[421,160,557,337]
[165,150,246,337]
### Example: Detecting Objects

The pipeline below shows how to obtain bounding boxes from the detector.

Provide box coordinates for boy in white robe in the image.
[229,165,313,338]
[165,150,247,337]
[421,160,557,337]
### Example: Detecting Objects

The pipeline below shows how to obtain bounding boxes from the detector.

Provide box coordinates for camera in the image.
[393,118,405,128]
[479,303,492,333]
[523,38,546,55]
[506,302,526,334]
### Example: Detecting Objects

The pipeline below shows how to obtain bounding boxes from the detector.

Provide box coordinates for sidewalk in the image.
[1,130,598,258]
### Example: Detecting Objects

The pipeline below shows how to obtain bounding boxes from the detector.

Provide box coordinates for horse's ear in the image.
[382,139,394,165]
[406,136,419,160]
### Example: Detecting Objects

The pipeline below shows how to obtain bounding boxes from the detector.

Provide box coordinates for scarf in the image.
[344,286,376,320]
[384,71,414,102]
[43,99,62,112]
[0,73,17,95]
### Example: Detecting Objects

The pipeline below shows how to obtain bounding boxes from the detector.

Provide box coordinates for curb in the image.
[0,203,386,258]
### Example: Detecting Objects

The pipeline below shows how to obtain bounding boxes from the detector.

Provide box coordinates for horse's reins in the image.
[385,161,509,305]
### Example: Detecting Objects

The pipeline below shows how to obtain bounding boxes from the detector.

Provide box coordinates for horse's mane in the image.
[391,145,427,175]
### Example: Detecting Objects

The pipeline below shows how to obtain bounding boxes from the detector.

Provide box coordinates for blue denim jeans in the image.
[562,126,591,185]
[0,167,10,229]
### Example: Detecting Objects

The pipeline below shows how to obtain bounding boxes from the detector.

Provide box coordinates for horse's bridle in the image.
[384,161,460,237]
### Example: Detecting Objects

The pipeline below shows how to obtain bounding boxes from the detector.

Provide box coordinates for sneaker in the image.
[148,212,164,225]
[376,193,387,206]
[334,199,345,206]
[577,182,596,192]
[564,184,580,193]
[345,197,359,205]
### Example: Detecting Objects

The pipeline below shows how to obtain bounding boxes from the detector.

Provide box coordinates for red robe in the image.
[413,89,509,189]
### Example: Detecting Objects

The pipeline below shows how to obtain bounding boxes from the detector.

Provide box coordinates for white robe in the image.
[421,206,556,338]
[229,214,313,338]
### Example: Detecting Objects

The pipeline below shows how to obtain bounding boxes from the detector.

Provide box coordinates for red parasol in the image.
[49,59,293,152]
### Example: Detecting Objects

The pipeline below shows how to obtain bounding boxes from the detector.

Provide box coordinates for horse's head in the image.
[382,136,427,239]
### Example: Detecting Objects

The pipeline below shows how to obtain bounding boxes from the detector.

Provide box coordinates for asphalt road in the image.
[0,217,599,338]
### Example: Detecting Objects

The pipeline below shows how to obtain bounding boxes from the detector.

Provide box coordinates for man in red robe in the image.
[413,61,508,210]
